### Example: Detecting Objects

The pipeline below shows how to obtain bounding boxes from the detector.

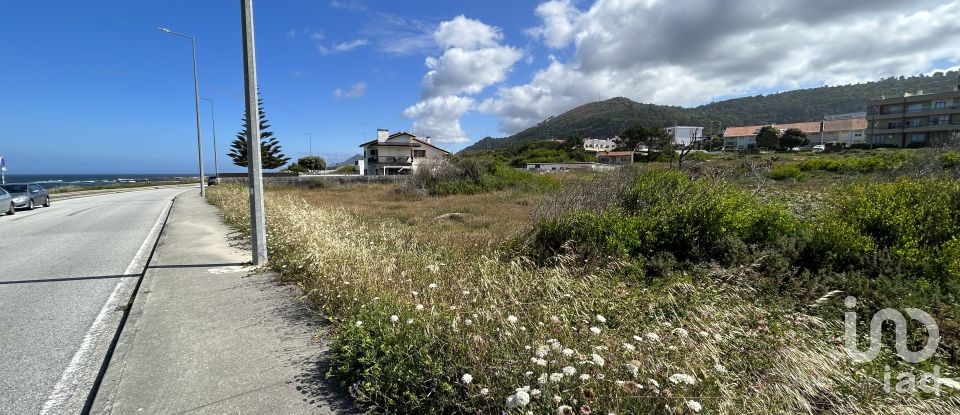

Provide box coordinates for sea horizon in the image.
[0,173,201,189]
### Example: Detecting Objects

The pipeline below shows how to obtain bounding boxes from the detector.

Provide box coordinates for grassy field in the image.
[207,148,960,414]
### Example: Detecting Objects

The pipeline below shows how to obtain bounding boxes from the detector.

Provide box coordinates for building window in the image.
[911,133,926,143]
[369,149,378,156]
[413,150,426,158]
[935,101,946,109]
[906,103,924,113]
[931,114,950,125]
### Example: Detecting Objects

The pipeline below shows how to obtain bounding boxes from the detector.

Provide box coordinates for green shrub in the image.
[767,163,805,181]
[526,170,798,265]
[686,151,713,162]
[402,157,558,197]
[942,151,960,169]
[797,153,906,173]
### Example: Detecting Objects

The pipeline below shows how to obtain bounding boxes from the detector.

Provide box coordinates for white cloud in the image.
[311,33,368,55]
[434,15,503,49]
[404,16,522,144]
[402,95,474,144]
[483,0,960,134]
[361,14,436,56]
[524,0,581,48]
[421,46,522,97]
[334,82,367,98]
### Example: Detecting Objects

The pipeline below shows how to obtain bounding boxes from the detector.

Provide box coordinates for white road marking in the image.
[39,199,174,415]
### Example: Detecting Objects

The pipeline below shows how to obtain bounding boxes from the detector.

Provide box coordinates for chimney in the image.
[376,129,389,143]
[425,136,432,144]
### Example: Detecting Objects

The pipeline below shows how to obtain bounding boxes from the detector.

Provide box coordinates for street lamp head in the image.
[157,27,171,33]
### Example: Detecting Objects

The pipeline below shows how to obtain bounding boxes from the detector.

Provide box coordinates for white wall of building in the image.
[666,126,704,146]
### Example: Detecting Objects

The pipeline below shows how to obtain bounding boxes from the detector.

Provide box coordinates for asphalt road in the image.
[0,187,193,414]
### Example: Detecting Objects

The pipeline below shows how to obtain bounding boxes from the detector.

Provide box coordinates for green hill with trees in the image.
[464,71,960,152]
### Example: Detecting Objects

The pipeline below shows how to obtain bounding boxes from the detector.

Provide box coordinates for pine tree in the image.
[229,97,290,169]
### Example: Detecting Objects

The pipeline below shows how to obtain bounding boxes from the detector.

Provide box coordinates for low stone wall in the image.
[214,174,404,187]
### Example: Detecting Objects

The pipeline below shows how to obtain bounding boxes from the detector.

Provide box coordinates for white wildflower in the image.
[505,389,530,409]
[668,373,697,385]
[672,327,689,338]
[507,315,519,324]
[625,363,639,377]
[553,395,563,404]
[354,320,363,327]
[428,283,438,289]
[550,342,563,351]
[647,378,659,388]
[549,373,564,383]
[645,333,660,342]
[939,377,960,389]
[530,389,541,398]
[591,354,605,367]
[714,363,727,373]
[531,357,547,367]
[698,330,709,338]
[415,304,424,311]
[389,315,399,323]
[687,400,703,413]
[557,405,572,413]
[623,343,636,351]
[426,264,439,274]
[590,326,601,335]
[550,315,561,323]
[464,318,473,326]
[579,373,591,381]
[538,373,549,384]
[480,387,489,396]
[596,314,607,323]
[562,366,577,376]
[525,371,534,376]
[406,318,414,324]
[562,348,575,357]
[536,345,550,358]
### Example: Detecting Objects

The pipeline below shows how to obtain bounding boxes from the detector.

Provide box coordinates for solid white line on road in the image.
[39,199,174,415]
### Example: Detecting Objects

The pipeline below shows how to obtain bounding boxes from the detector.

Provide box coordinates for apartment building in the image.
[866,89,960,147]
[723,117,867,150]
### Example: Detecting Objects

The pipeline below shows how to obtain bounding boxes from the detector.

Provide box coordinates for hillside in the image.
[464,71,960,152]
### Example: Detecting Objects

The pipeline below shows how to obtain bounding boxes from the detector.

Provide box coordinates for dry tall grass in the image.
[208,184,960,414]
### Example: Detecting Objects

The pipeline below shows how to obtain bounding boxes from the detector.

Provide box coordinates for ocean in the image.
[0,174,199,189]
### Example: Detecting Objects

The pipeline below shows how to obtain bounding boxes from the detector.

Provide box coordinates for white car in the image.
[812,144,826,152]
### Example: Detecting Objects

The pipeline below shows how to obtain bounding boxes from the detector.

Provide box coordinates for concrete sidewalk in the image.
[92,193,352,414]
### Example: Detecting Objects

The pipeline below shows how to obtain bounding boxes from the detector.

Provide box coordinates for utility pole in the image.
[200,97,220,179]
[305,132,313,156]
[241,0,268,265]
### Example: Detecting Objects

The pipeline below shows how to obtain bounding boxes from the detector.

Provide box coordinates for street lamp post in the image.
[241,0,268,265]
[305,133,313,156]
[158,27,206,197]
[199,98,220,179]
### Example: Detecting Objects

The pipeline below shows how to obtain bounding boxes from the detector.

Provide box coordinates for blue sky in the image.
[2,0,958,174]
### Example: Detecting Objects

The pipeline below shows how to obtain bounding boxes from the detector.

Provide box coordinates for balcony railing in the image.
[368,156,413,165]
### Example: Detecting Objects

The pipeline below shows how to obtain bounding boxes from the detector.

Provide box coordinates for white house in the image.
[359,129,450,176]
[583,138,618,152]
[666,126,704,146]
